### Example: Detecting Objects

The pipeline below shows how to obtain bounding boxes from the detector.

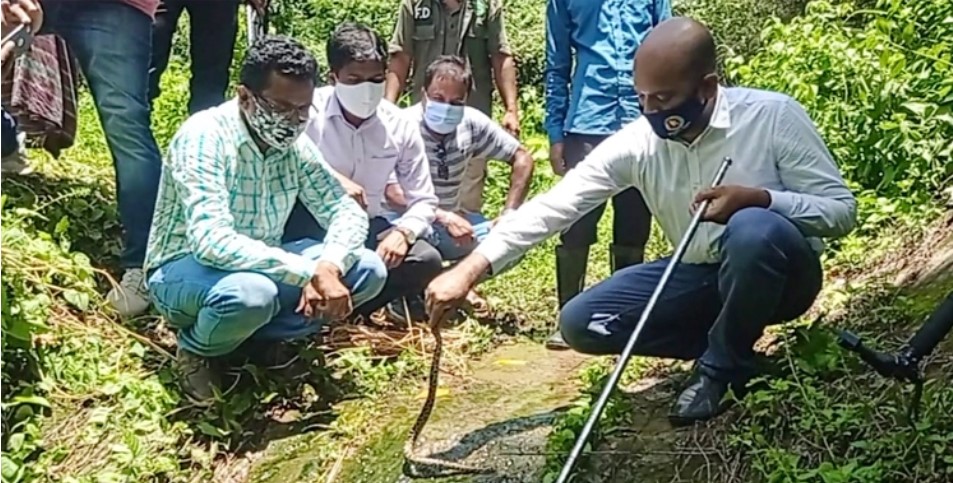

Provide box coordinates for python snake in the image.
[402,311,492,477]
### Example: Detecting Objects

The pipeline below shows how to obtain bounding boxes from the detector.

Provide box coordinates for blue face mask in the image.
[423,99,465,135]
[641,94,708,140]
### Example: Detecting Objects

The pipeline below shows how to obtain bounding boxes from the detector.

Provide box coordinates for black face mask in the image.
[640,92,708,140]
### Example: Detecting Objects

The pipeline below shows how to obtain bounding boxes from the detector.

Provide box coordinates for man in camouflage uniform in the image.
[386,0,519,215]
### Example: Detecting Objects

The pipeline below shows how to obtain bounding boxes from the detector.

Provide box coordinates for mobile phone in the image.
[2,24,34,57]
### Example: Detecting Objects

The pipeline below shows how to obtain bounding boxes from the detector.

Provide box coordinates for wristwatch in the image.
[394,226,416,245]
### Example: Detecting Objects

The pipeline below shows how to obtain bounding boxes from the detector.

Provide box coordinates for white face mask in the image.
[334,81,384,119]
[423,98,465,135]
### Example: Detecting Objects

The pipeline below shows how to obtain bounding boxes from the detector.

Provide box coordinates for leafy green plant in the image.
[728,0,953,214]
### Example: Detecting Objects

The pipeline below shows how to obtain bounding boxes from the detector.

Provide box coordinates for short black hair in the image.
[326,22,387,73]
[240,35,318,92]
[424,55,473,92]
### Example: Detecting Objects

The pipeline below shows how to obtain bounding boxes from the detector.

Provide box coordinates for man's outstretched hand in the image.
[425,255,490,327]
[305,261,353,321]
[692,185,770,224]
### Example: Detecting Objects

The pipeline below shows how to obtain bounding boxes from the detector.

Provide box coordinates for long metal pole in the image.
[554,156,733,483]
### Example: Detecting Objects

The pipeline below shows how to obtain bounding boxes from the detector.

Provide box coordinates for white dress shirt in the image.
[476,87,857,274]
[303,86,438,237]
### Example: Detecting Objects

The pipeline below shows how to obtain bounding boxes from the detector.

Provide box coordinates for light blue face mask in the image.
[423,98,465,135]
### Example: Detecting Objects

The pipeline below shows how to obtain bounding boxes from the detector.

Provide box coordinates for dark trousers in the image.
[2,108,17,157]
[283,201,443,316]
[148,0,240,114]
[559,133,652,249]
[42,1,162,268]
[559,208,823,382]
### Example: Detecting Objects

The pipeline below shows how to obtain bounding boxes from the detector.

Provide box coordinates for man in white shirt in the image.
[284,22,443,320]
[425,17,857,425]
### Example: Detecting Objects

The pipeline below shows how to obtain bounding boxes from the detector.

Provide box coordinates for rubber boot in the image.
[610,244,645,273]
[546,245,590,351]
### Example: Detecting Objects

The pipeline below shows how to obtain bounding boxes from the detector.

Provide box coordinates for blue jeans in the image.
[428,212,492,261]
[43,2,162,268]
[147,239,388,357]
[559,208,823,382]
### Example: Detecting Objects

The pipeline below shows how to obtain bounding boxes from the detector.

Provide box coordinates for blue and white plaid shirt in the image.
[144,100,369,287]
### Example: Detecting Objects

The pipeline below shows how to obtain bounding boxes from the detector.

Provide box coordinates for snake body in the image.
[402,320,492,477]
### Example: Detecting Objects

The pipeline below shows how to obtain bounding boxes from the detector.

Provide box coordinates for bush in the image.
[728,0,953,214]
[676,0,808,81]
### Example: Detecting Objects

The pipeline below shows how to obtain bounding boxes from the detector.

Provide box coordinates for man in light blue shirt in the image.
[543,0,671,350]
[427,18,856,425]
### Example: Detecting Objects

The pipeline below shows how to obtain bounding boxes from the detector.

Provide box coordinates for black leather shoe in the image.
[544,330,571,351]
[668,370,739,426]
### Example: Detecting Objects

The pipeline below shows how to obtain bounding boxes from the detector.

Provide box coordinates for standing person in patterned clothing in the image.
[385,0,520,216]
[543,0,672,350]
[144,37,387,406]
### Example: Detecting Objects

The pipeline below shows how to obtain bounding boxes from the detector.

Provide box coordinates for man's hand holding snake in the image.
[425,254,491,326]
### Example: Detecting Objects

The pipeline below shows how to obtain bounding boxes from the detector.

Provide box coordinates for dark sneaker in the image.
[668,369,742,427]
[236,339,311,380]
[177,347,221,407]
[386,296,428,324]
[544,330,571,351]
[257,342,312,380]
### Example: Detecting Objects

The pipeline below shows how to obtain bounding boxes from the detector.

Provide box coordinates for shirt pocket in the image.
[413,24,436,41]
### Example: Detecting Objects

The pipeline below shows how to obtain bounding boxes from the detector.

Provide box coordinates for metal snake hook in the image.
[554,156,733,483]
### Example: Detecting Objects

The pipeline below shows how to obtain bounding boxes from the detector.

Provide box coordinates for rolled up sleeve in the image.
[487,0,512,56]
[389,0,416,55]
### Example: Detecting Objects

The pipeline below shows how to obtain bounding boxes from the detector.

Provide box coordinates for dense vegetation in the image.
[1,0,950,481]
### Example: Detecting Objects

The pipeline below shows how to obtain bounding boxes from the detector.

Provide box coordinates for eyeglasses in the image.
[435,143,449,180]
[254,94,310,120]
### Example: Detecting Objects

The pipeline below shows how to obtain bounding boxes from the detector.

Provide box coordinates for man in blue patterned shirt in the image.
[144,37,387,405]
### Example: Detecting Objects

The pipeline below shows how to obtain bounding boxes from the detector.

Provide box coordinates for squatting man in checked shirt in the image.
[426,17,858,425]
[143,37,387,406]
[383,55,535,317]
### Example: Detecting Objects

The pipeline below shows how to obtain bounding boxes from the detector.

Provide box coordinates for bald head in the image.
[637,17,717,81]
[633,17,720,139]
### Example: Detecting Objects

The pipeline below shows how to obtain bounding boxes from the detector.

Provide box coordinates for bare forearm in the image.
[457,252,492,285]
[492,53,519,113]
[385,183,408,211]
[386,52,412,102]
[503,149,534,210]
